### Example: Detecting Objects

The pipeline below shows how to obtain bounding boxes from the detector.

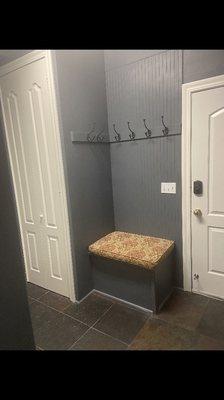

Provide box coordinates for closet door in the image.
[0,55,71,297]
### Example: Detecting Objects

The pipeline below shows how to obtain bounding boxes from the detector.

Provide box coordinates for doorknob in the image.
[193,209,202,216]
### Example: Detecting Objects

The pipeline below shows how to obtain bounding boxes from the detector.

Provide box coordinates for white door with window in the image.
[0,51,74,299]
[190,82,224,298]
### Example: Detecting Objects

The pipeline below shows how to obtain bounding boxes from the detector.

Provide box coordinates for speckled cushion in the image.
[89,231,174,270]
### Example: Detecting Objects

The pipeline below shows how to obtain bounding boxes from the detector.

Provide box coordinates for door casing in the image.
[0,50,76,302]
[182,74,224,293]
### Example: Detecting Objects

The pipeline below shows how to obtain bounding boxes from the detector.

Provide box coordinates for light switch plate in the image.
[161,182,176,194]
[70,131,77,142]
[70,131,76,142]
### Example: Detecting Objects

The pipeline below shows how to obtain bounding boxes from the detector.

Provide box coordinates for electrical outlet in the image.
[161,182,176,194]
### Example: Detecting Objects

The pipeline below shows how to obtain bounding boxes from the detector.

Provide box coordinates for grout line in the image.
[30,284,224,350]
[84,311,108,332]
[37,295,72,313]
[87,300,149,347]
[69,298,149,349]
[37,291,50,301]
[153,309,199,332]
[30,286,153,350]
[152,311,208,335]
[70,289,95,305]
[33,291,122,350]
[91,304,114,329]
[29,285,126,350]
[34,293,150,349]
[91,326,128,347]
[193,297,210,332]
[31,298,89,327]
[67,325,96,350]
[67,303,114,350]
[127,314,153,348]
[28,290,50,301]
[28,292,49,301]
[67,325,94,350]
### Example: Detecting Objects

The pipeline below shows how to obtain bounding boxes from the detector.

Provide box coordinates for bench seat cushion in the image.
[89,231,174,270]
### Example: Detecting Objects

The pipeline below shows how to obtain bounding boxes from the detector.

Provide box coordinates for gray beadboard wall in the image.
[105,50,183,286]
[106,50,182,139]
[53,50,114,300]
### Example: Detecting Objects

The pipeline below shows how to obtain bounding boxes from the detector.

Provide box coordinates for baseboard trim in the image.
[157,289,174,313]
[93,289,153,315]
[192,289,224,302]
[75,289,95,304]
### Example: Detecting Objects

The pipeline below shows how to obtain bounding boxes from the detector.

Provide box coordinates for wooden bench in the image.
[89,231,175,313]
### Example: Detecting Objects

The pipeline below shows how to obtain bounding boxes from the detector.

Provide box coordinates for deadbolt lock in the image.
[193,209,202,216]
[193,180,203,195]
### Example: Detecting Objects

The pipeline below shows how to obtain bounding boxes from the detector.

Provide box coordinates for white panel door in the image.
[192,85,224,298]
[0,55,71,297]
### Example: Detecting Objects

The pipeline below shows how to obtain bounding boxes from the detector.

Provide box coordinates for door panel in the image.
[208,109,224,215]
[7,91,34,224]
[28,83,57,228]
[192,85,224,298]
[27,231,40,273]
[208,227,224,275]
[47,236,62,280]
[0,56,70,296]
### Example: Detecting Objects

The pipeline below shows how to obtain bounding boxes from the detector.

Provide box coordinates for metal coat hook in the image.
[87,123,96,142]
[143,119,152,138]
[113,124,121,142]
[96,127,105,142]
[127,121,136,140]
[161,115,169,136]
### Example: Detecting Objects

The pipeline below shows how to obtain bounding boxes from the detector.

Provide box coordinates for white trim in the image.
[75,289,95,304]
[0,50,76,302]
[182,74,224,292]
[192,289,224,302]
[45,51,76,302]
[93,289,153,315]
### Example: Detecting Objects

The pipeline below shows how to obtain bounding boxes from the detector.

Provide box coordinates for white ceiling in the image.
[0,50,33,66]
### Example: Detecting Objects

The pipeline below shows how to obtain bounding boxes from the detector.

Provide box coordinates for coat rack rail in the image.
[71,117,181,144]
[71,132,181,144]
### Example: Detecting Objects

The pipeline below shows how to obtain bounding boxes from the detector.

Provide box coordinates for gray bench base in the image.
[90,251,175,313]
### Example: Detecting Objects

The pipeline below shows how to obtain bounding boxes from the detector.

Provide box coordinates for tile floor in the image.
[27,283,224,350]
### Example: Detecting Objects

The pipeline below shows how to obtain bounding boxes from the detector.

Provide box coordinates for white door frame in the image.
[0,50,76,302]
[182,73,224,292]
